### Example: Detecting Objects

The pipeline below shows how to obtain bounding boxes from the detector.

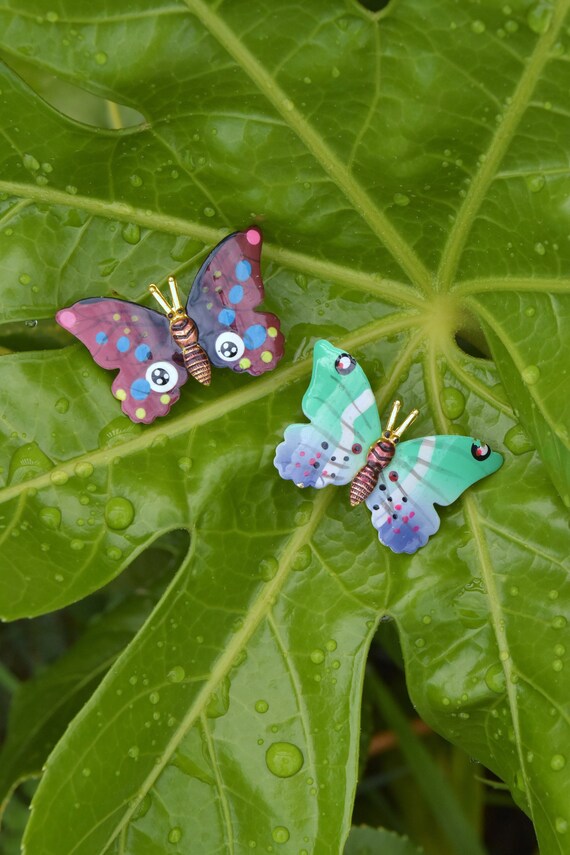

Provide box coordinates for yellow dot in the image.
[131,315,139,322]
[239,357,251,370]
[261,351,273,363]
[135,408,146,420]
[113,313,120,321]
[123,327,130,334]
[160,394,170,404]
[268,326,277,338]
[115,388,127,401]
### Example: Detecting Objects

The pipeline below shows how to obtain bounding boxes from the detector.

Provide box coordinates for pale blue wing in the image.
[274,340,380,488]
[365,436,503,554]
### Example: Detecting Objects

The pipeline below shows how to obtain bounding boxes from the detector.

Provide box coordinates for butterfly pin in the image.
[274,340,503,554]
[56,227,284,424]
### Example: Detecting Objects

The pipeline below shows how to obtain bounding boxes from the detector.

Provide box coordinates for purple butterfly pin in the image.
[56,227,285,424]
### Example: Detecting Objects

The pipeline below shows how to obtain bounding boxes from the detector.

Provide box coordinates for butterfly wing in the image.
[274,340,381,488]
[56,298,188,424]
[187,226,284,375]
[365,436,503,554]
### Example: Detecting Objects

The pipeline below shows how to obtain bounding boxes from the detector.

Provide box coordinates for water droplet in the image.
[556,817,568,834]
[255,699,269,714]
[485,662,506,694]
[54,572,63,581]
[104,496,135,530]
[9,442,53,484]
[50,469,69,486]
[75,461,94,479]
[46,10,59,22]
[272,827,290,844]
[325,639,337,652]
[414,638,425,649]
[295,273,307,288]
[128,746,139,759]
[55,397,69,414]
[471,19,486,33]
[259,556,279,581]
[23,153,40,172]
[106,546,123,561]
[505,19,519,33]
[168,827,182,844]
[98,417,143,448]
[552,659,563,672]
[19,273,31,285]
[95,51,108,65]
[293,501,312,526]
[553,615,567,629]
[39,507,62,530]
[203,207,216,218]
[167,666,185,683]
[206,676,230,718]
[521,365,540,385]
[129,174,143,187]
[503,424,534,455]
[265,742,304,778]
[310,648,325,664]
[440,387,465,420]
[526,174,545,192]
[81,767,91,777]
[554,644,565,656]
[122,223,141,245]
[149,691,160,705]
[527,3,552,34]
[178,456,192,473]
[534,241,546,256]
[393,192,410,206]
[66,184,78,195]
[70,539,85,551]
[292,546,311,571]
[551,754,566,771]
[331,66,340,78]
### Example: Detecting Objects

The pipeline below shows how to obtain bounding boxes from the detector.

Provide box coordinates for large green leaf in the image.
[0,1,568,853]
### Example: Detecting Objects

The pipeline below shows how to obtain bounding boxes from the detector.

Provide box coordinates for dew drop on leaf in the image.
[19,273,31,285]
[292,546,311,571]
[70,539,85,551]
[106,546,123,561]
[527,2,552,34]
[75,461,94,479]
[555,818,568,834]
[503,424,534,455]
[485,662,506,694]
[23,153,40,172]
[54,397,69,414]
[50,469,69,486]
[104,496,135,530]
[203,207,216,218]
[129,174,143,187]
[39,506,62,530]
[526,174,545,192]
[167,826,182,844]
[265,742,304,778]
[550,754,566,771]
[293,502,312,526]
[167,666,185,683]
[470,19,486,33]
[259,556,279,580]
[206,677,230,718]
[393,192,410,206]
[272,827,290,844]
[149,691,160,705]
[178,456,192,473]
[325,639,337,651]
[521,365,540,385]
[255,700,269,714]
[440,387,465,419]
[9,442,53,484]
[122,223,141,245]
[98,417,143,448]
[534,241,546,256]
[310,648,325,664]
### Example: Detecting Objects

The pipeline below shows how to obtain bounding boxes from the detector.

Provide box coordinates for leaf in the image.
[0,1,568,853]
[345,825,426,855]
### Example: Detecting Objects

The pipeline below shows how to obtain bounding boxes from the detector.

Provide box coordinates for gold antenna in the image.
[393,407,419,439]
[167,276,183,312]
[148,283,173,315]
[384,400,401,434]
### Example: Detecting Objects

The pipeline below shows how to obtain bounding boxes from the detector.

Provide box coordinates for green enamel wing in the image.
[274,340,503,554]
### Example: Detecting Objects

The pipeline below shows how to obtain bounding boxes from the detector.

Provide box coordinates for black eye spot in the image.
[321,441,329,450]
[331,456,336,461]
[379,484,386,491]
[388,496,392,502]
[471,442,491,461]
[313,462,319,469]
[402,496,408,503]
[343,455,349,462]
[372,504,379,510]
[393,514,398,520]
[352,443,362,454]
[330,473,336,478]
[334,352,356,375]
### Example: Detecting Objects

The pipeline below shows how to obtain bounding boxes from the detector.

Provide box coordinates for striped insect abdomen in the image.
[349,440,394,506]
[171,317,211,386]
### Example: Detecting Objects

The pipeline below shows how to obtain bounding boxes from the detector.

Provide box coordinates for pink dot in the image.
[413,525,419,532]
[295,462,300,468]
[316,452,321,458]
[323,470,328,476]
[57,310,76,328]
[299,451,305,457]
[394,528,401,534]
[246,228,261,245]
[387,516,392,523]
[409,511,415,518]
[395,504,402,511]
[403,515,409,523]
[309,458,315,465]
[303,470,310,477]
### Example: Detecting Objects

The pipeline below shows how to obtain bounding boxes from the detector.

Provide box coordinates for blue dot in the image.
[130,378,150,400]
[228,285,244,304]
[243,324,267,350]
[218,308,236,326]
[117,336,130,353]
[135,344,152,362]
[235,260,252,282]
[95,331,108,345]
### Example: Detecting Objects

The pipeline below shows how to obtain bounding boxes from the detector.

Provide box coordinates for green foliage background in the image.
[0,0,568,853]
